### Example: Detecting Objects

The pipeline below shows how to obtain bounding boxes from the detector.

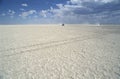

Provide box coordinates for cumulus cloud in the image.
[40,10,48,18]
[7,9,15,18]
[21,3,28,7]
[1,13,6,16]
[69,0,119,4]
[0,10,15,18]
[19,10,36,18]
[8,9,15,15]
[39,0,120,24]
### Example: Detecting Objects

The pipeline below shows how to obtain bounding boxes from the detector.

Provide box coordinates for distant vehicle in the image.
[62,24,64,26]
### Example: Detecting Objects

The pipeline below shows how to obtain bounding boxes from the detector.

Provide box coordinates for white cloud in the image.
[69,0,82,4]
[69,0,119,4]
[15,0,120,24]
[8,9,15,15]
[39,0,120,24]
[56,4,64,9]
[19,10,36,18]
[0,10,15,18]
[1,13,6,16]
[40,10,48,17]
[21,3,28,7]
[95,0,118,3]
[7,9,16,18]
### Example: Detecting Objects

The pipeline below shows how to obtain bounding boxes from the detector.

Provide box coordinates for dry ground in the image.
[0,25,120,79]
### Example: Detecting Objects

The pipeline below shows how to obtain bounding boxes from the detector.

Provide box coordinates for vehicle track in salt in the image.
[0,31,111,58]
[0,27,120,79]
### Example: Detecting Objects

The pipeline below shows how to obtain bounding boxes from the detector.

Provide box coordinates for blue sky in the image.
[0,0,120,24]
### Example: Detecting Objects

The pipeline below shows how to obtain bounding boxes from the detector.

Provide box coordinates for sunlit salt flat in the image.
[0,24,120,79]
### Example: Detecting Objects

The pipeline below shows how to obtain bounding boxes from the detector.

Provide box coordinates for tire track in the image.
[0,32,108,58]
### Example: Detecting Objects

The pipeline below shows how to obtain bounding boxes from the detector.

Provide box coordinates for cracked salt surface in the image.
[0,25,120,79]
